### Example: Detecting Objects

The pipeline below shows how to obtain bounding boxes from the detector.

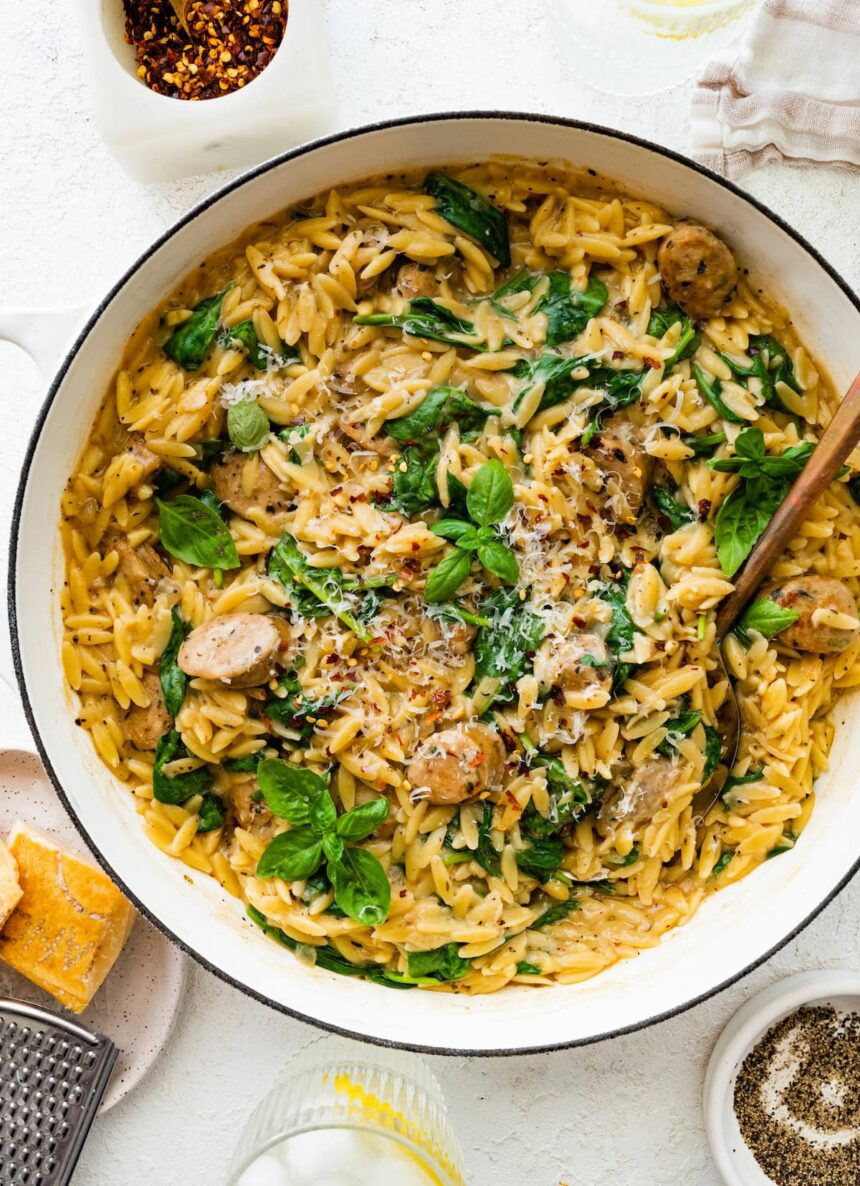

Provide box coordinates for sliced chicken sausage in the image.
[124,672,172,751]
[394,262,436,299]
[766,576,860,654]
[228,777,273,831]
[533,633,612,697]
[587,415,654,523]
[658,223,738,320]
[105,531,171,606]
[209,454,291,517]
[406,723,506,806]
[598,758,681,834]
[178,613,290,688]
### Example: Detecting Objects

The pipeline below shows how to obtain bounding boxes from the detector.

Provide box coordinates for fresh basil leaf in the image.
[529,899,579,929]
[152,729,212,805]
[384,387,497,445]
[424,547,473,603]
[197,793,225,833]
[336,797,390,841]
[467,459,514,526]
[356,299,484,350]
[256,758,328,825]
[322,833,345,864]
[257,828,324,881]
[268,534,372,642]
[693,362,745,424]
[329,847,391,926]
[515,837,565,882]
[157,494,239,570]
[425,171,510,266]
[227,399,270,452]
[432,519,479,546]
[712,484,767,578]
[477,541,519,583]
[541,273,608,347]
[652,486,695,530]
[734,598,800,642]
[163,285,233,371]
[159,606,190,718]
[406,943,471,983]
[309,789,337,836]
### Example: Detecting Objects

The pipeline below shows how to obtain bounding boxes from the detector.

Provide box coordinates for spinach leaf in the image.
[384,387,497,445]
[720,334,799,415]
[652,486,695,530]
[247,906,414,989]
[594,572,636,689]
[355,298,484,350]
[473,801,501,876]
[425,602,490,628]
[268,534,373,642]
[516,961,543,976]
[529,898,579,929]
[473,587,546,692]
[693,362,745,424]
[702,725,722,783]
[164,285,233,371]
[682,431,727,457]
[541,273,608,347]
[490,268,538,318]
[197,793,224,833]
[720,766,764,806]
[221,320,300,370]
[425,171,510,266]
[390,441,440,517]
[328,846,391,927]
[227,400,270,452]
[647,306,701,370]
[406,943,471,983]
[712,849,733,877]
[656,696,702,757]
[159,606,190,718]
[263,678,349,743]
[520,736,590,837]
[511,353,588,415]
[734,598,799,643]
[157,494,239,570]
[515,837,565,882]
[222,754,263,772]
[766,833,797,859]
[153,729,212,805]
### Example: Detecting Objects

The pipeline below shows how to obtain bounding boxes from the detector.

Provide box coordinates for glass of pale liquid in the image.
[552,0,762,95]
[227,1036,465,1186]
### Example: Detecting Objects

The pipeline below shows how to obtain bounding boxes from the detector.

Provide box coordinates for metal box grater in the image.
[0,998,117,1185]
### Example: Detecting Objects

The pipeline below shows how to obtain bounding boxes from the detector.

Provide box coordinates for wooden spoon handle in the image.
[715,370,860,640]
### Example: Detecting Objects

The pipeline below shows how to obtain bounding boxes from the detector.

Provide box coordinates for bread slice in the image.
[0,836,23,930]
[0,822,135,1012]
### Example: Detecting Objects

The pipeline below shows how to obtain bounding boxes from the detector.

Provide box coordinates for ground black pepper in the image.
[123,0,288,100]
[734,1005,860,1186]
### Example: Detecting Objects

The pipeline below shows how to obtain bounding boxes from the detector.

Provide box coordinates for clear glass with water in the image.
[227,1037,465,1186]
[552,0,762,95]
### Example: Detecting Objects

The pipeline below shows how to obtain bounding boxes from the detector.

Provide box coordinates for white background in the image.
[1,2,859,1183]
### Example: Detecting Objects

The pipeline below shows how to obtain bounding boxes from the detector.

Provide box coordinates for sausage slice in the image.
[658,223,738,320]
[124,672,172,751]
[209,454,291,517]
[533,633,612,697]
[178,613,291,688]
[406,723,505,806]
[587,415,654,523]
[394,262,436,299]
[598,758,681,834]
[766,576,860,654]
[105,531,171,606]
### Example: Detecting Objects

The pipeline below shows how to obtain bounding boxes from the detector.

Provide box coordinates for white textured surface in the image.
[1,2,859,1183]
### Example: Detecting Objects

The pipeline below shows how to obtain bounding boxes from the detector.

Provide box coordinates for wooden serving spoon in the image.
[698,370,860,813]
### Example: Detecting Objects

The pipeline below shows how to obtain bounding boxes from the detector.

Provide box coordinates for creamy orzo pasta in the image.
[61,160,860,992]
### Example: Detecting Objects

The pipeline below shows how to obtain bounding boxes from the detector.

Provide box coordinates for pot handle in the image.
[0,303,94,377]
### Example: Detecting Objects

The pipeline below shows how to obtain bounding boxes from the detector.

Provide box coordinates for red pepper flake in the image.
[612,350,625,361]
[698,498,712,519]
[123,0,288,101]
[643,357,661,369]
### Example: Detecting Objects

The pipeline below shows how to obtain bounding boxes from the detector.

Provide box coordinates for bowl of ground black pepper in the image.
[70,0,334,181]
[704,971,860,1186]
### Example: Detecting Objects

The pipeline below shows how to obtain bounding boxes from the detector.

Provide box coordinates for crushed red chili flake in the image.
[124,0,288,101]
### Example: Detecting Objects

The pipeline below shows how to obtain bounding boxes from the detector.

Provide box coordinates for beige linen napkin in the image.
[691,0,860,178]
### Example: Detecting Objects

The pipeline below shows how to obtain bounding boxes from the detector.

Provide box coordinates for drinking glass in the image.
[552,0,762,95]
[227,1036,465,1186]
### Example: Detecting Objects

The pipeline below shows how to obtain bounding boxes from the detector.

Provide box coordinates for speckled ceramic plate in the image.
[0,748,186,1112]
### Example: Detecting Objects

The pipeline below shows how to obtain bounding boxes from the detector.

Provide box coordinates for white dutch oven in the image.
[6,115,860,1054]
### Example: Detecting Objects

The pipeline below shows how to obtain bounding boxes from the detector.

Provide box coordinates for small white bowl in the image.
[70,0,335,182]
[704,970,860,1186]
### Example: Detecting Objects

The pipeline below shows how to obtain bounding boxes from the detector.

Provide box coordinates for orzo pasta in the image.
[60,159,860,993]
